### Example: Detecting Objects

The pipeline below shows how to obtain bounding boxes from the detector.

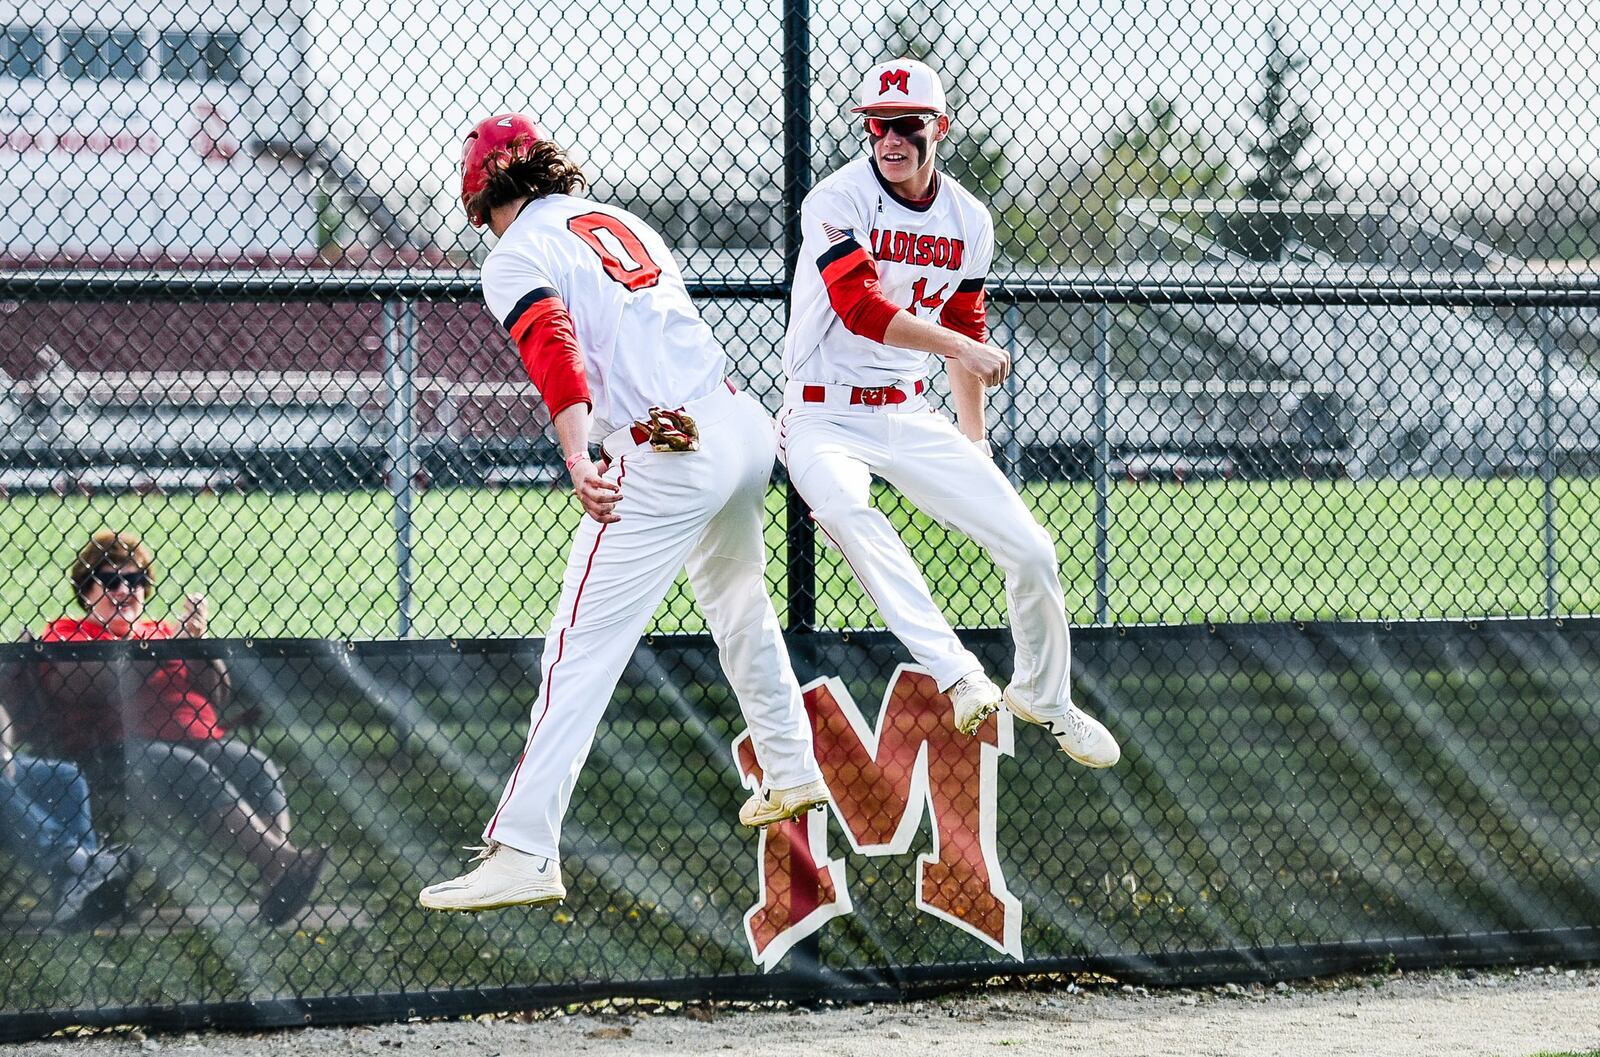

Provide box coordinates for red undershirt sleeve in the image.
[816,238,901,343]
[501,287,591,418]
[938,277,988,343]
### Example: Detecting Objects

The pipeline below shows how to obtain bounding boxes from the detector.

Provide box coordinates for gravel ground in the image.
[16,966,1600,1057]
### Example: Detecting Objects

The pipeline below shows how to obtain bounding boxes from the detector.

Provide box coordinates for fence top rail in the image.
[990,263,1600,305]
[2,368,541,405]
[0,270,786,301]
[989,276,1600,307]
[5,264,1600,306]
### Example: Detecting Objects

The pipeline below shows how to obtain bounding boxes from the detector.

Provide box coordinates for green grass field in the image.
[3,475,1599,639]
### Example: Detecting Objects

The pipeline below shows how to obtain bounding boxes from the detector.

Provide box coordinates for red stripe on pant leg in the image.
[814,516,962,692]
[789,470,889,619]
[816,521,894,620]
[487,457,628,840]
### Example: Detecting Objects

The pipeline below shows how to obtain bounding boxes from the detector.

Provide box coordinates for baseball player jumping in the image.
[420,114,829,913]
[779,59,1120,768]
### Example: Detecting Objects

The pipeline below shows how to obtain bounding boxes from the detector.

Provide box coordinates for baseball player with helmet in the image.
[420,114,829,913]
[779,58,1120,768]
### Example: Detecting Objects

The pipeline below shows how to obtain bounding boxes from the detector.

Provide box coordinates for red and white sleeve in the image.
[808,202,902,342]
[938,277,988,343]
[501,287,591,417]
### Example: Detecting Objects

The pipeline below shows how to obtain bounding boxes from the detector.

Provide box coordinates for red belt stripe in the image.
[801,380,925,406]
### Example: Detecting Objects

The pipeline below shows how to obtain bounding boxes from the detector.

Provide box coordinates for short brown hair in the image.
[466,138,587,225]
[69,529,157,609]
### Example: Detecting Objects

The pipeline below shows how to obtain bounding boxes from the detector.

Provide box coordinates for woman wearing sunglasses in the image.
[18,529,326,925]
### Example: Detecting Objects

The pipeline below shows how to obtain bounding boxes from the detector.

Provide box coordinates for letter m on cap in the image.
[732,665,1023,970]
[879,68,911,96]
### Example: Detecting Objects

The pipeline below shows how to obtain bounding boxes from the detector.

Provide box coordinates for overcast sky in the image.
[303,0,1600,217]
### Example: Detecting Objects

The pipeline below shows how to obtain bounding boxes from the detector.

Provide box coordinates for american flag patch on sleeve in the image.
[822,223,854,244]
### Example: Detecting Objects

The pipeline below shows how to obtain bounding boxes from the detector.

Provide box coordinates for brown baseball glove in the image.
[644,407,700,452]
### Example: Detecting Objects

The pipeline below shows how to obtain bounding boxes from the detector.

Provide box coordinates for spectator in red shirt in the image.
[21,529,326,926]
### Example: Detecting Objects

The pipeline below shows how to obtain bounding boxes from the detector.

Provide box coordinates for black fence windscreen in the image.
[5,0,1600,1042]
[3,621,1600,1040]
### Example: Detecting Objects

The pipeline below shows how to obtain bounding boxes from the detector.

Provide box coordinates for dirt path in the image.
[17,967,1600,1057]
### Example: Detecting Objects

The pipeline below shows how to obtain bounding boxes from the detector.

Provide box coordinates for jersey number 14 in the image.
[909,277,948,314]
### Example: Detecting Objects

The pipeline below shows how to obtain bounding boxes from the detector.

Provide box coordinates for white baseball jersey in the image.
[783,156,995,386]
[776,156,1083,725]
[481,194,726,438]
[464,195,825,863]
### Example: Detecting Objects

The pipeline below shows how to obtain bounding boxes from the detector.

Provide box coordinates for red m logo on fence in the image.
[732,665,1022,969]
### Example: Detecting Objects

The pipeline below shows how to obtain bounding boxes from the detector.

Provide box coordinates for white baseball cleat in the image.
[739,778,831,828]
[1004,690,1121,768]
[948,672,1003,735]
[417,843,566,912]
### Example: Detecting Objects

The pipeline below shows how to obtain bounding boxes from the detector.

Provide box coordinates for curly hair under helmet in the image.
[463,138,587,227]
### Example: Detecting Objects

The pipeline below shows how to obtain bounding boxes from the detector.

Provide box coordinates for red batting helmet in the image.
[460,113,544,227]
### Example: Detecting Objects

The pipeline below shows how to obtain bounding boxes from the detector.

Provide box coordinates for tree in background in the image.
[314,187,351,261]
[1229,20,1334,259]
[1241,21,1325,201]
[1030,96,1230,267]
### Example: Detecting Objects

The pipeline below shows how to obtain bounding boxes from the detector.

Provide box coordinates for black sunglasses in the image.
[864,114,936,139]
[91,569,150,591]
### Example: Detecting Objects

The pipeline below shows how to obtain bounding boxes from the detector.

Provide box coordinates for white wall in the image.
[0,0,317,260]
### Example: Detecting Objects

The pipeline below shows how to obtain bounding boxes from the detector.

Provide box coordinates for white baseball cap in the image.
[851,58,947,115]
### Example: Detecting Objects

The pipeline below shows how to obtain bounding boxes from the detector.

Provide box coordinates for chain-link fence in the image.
[4,0,1600,1039]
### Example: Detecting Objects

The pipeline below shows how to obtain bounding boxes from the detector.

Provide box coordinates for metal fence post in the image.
[1003,303,1021,486]
[1093,305,1112,625]
[1539,308,1558,616]
[777,0,827,982]
[781,0,815,633]
[384,298,417,638]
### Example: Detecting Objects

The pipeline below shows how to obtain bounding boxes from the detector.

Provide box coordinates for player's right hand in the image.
[570,458,623,524]
[955,339,1011,387]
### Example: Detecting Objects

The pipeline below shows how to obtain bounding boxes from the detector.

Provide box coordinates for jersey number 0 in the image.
[566,212,663,291]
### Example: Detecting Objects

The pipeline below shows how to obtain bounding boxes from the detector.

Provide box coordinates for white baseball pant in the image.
[484,384,823,860]
[779,381,1072,712]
